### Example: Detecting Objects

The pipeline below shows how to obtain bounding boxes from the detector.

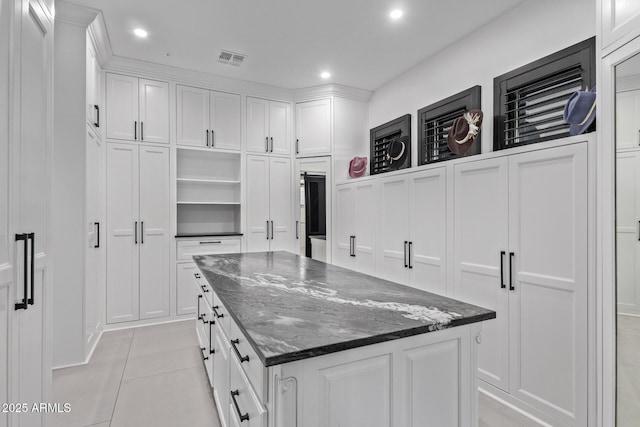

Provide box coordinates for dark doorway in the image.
[304,174,326,258]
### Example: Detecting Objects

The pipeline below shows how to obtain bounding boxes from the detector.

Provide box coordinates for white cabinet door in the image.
[246,156,271,252]
[602,0,640,49]
[453,157,509,392]
[213,326,230,427]
[106,143,140,323]
[246,97,269,154]
[85,127,103,348]
[177,85,209,147]
[507,144,588,426]
[106,73,138,141]
[211,91,241,151]
[270,101,291,155]
[616,90,640,150]
[377,175,410,285]
[176,263,198,316]
[269,157,293,252]
[138,79,169,144]
[354,181,377,275]
[334,184,355,270]
[409,168,447,295]
[617,151,640,315]
[139,146,170,320]
[296,99,331,156]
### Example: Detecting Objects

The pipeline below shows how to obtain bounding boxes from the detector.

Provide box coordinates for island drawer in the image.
[229,350,267,427]
[213,292,231,335]
[176,238,241,261]
[229,319,268,403]
[194,272,213,307]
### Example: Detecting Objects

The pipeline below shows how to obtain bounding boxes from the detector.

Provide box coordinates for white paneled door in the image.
[246,156,271,252]
[269,157,293,251]
[453,157,510,393]
[138,79,169,144]
[295,99,331,156]
[210,91,241,150]
[353,181,376,275]
[246,97,270,153]
[507,144,587,426]
[177,85,209,147]
[105,74,138,141]
[377,175,410,285]
[269,101,291,155]
[334,185,355,270]
[138,146,170,319]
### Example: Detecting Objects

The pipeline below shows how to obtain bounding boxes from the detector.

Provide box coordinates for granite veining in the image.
[193,252,496,367]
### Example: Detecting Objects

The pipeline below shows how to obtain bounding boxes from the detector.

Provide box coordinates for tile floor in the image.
[53,320,541,427]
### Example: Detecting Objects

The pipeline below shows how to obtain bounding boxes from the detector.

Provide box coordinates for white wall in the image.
[368,0,596,163]
[52,20,87,367]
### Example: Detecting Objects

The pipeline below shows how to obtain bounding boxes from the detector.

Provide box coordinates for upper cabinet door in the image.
[177,85,210,147]
[269,101,291,155]
[210,91,241,151]
[138,79,169,144]
[296,98,331,157]
[106,73,139,141]
[602,0,640,51]
[246,97,270,153]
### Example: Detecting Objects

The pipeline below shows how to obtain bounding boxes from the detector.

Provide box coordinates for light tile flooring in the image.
[53,320,540,427]
[617,314,640,427]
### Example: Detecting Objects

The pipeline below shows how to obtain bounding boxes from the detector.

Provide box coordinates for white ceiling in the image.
[70,0,527,91]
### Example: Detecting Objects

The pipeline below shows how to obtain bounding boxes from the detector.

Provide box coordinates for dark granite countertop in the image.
[193,252,495,367]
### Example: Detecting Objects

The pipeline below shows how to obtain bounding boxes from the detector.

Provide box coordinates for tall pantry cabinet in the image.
[1,0,54,425]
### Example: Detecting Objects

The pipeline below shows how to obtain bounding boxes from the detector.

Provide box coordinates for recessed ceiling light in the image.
[134,28,148,38]
[321,71,331,79]
[390,9,403,19]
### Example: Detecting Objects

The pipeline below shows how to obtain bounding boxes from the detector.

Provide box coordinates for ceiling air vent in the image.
[218,50,247,67]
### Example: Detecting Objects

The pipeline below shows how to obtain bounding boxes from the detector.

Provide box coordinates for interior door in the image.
[354,181,377,275]
[453,157,509,392]
[246,97,269,153]
[409,168,447,295]
[138,145,170,320]
[105,73,138,141]
[507,143,588,426]
[210,91,241,151]
[269,157,293,252]
[270,100,291,155]
[176,85,209,147]
[246,155,270,252]
[377,175,410,285]
[296,99,331,156]
[85,127,102,348]
[334,184,355,270]
[106,143,140,323]
[138,79,169,144]
[12,2,52,425]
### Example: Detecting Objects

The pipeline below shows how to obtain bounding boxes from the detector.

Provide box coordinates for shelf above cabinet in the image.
[176,178,240,184]
[177,201,241,205]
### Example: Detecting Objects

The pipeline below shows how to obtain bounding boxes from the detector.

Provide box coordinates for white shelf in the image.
[177,178,240,184]
[177,201,241,205]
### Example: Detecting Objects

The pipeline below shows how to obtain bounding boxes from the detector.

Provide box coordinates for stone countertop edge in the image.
[194,253,497,368]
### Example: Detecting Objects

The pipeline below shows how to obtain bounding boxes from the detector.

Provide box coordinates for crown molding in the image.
[87,12,111,65]
[293,84,373,103]
[54,1,99,27]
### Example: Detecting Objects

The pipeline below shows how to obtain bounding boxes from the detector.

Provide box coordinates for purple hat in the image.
[349,157,367,178]
[563,85,596,136]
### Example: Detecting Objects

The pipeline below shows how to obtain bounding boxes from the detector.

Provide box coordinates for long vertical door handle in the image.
[296,221,299,239]
[271,221,274,240]
[140,122,144,141]
[265,137,269,152]
[134,221,138,244]
[141,221,144,244]
[14,234,28,310]
[211,129,214,147]
[296,139,299,154]
[500,251,506,288]
[637,129,639,146]
[27,233,34,305]
[270,137,274,152]
[266,221,269,240]
[408,242,413,269]
[134,121,137,140]
[404,241,408,268]
[94,105,100,128]
[509,252,515,291]
[94,222,100,248]
[206,130,210,147]
[638,220,639,241]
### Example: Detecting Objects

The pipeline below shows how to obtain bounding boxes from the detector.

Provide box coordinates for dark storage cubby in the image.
[417,86,482,165]
[370,114,411,175]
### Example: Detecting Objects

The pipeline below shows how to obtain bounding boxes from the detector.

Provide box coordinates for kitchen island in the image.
[193,252,495,427]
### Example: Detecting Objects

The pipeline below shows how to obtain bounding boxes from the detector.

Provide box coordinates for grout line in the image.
[119,365,201,385]
[108,328,136,426]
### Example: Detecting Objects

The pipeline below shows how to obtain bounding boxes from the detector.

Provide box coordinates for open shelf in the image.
[176,178,241,184]
[177,201,241,205]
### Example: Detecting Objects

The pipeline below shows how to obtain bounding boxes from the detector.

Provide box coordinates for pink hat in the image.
[349,157,367,178]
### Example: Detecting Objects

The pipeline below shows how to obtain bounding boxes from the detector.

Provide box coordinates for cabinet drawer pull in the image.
[209,321,215,354]
[266,220,269,240]
[94,222,100,248]
[134,121,137,140]
[194,273,201,279]
[408,241,413,269]
[197,295,202,319]
[404,241,408,268]
[500,251,506,289]
[230,339,250,363]
[213,305,224,318]
[211,129,215,147]
[199,241,222,244]
[201,284,210,293]
[206,129,209,147]
[14,233,28,310]
[134,221,138,244]
[200,313,208,324]
[230,390,250,422]
[200,347,209,361]
[296,221,299,240]
[296,139,299,154]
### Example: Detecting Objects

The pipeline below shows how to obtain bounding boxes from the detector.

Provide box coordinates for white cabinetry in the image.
[334,180,377,275]
[616,89,640,149]
[106,143,170,324]
[602,0,640,51]
[617,150,640,316]
[86,35,101,134]
[376,168,447,295]
[247,97,291,155]
[176,85,241,150]
[454,143,588,426]
[246,156,293,252]
[105,73,169,143]
[295,98,331,156]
